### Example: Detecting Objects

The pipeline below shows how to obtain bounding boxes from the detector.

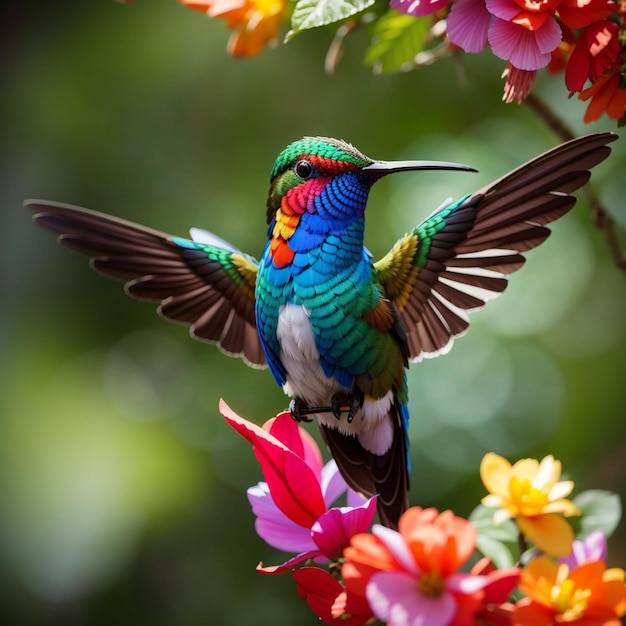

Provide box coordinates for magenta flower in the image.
[220,400,377,574]
[390,0,453,16]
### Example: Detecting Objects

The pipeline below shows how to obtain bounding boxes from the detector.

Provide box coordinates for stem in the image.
[517,530,528,566]
[525,92,626,274]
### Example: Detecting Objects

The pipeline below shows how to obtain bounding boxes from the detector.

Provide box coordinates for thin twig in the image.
[525,92,626,273]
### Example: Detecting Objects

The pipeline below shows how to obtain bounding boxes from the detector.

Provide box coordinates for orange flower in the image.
[480,453,579,557]
[342,507,506,626]
[514,556,626,626]
[179,0,287,57]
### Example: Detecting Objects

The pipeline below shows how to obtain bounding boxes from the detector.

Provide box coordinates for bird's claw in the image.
[289,398,314,422]
[330,390,364,423]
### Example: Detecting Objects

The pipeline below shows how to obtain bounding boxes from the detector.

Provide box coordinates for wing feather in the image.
[375,132,616,362]
[26,200,266,368]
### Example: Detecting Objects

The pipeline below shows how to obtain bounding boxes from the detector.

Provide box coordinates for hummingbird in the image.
[25,132,615,528]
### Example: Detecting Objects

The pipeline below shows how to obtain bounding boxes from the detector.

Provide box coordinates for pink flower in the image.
[486,0,563,70]
[221,400,377,574]
[448,0,493,53]
[390,0,453,16]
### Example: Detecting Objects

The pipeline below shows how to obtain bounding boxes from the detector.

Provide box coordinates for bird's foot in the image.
[330,390,364,423]
[289,398,329,423]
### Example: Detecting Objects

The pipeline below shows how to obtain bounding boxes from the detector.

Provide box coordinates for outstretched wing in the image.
[374,132,616,362]
[25,200,266,368]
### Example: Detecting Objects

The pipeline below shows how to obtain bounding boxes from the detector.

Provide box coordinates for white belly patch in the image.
[276,304,395,453]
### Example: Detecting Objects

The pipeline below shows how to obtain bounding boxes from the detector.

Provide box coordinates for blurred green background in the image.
[1,1,625,624]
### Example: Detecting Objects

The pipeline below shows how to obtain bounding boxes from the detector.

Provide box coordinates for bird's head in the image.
[266,136,475,225]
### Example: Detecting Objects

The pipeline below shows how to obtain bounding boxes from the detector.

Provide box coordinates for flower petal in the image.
[560,530,608,569]
[533,455,559,490]
[367,571,457,626]
[390,0,452,17]
[267,411,323,478]
[294,567,373,626]
[256,549,324,575]
[488,19,556,70]
[446,572,490,594]
[485,0,521,21]
[480,453,512,499]
[547,480,574,501]
[312,497,378,560]
[321,460,348,507]
[373,524,419,575]
[516,513,574,557]
[247,483,318,553]
[221,400,326,526]
[447,0,491,53]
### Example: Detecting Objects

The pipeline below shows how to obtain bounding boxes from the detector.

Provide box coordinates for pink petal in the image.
[373,525,419,575]
[485,0,521,21]
[390,0,452,17]
[367,571,457,626]
[347,488,368,509]
[446,572,490,594]
[311,496,378,560]
[256,549,324,575]
[321,460,349,507]
[221,400,327,527]
[248,483,318,553]
[448,0,491,53]
[488,18,559,70]
[534,16,562,54]
[560,529,607,569]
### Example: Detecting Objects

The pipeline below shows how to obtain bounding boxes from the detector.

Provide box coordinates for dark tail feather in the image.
[321,399,409,529]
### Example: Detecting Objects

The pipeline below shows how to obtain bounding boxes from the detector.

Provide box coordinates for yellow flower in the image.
[480,453,580,556]
[180,0,287,57]
[514,556,626,626]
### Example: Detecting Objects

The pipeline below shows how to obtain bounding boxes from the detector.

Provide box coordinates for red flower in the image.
[472,557,520,626]
[293,567,374,626]
[579,69,626,122]
[557,0,617,30]
[565,20,621,91]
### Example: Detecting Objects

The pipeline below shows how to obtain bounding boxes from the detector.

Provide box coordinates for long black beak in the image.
[362,159,477,177]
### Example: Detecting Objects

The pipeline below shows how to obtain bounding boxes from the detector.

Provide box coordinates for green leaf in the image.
[475,534,517,570]
[569,489,622,539]
[287,0,376,41]
[469,504,520,569]
[364,9,430,74]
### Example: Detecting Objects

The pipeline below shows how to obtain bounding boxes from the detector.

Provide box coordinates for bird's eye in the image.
[294,160,314,180]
